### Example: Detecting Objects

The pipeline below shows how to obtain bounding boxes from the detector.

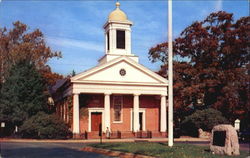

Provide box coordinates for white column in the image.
[73,93,80,134]
[110,28,116,53]
[133,93,140,132]
[160,95,167,132]
[125,29,131,55]
[104,93,111,132]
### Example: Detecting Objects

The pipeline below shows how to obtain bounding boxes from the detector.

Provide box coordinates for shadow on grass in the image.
[90,143,131,153]
[91,143,119,149]
[157,142,166,146]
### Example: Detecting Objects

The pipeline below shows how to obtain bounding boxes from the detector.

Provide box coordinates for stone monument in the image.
[198,128,211,138]
[210,124,240,156]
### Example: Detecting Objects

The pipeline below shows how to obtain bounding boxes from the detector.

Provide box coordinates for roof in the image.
[71,56,168,86]
[108,2,128,22]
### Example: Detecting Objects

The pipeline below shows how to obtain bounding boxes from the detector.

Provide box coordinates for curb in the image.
[0,138,209,143]
[81,146,156,158]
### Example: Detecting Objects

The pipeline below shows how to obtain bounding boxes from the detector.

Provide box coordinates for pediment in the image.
[71,56,167,85]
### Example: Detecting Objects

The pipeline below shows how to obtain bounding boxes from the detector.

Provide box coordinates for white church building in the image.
[52,2,169,139]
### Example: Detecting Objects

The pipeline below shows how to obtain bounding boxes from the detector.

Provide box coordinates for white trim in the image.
[72,83,167,96]
[71,56,168,84]
[139,108,146,131]
[88,108,105,132]
[130,109,133,131]
[130,108,146,131]
[133,94,139,132]
[72,80,168,86]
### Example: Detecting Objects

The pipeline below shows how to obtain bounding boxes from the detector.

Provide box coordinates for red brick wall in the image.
[81,94,104,108]
[79,94,104,132]
[78,94,161,133]
[111,95,133,132]
[140,95,160,131]
[80,109,89,133]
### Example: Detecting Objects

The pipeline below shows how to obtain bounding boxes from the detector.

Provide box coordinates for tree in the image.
[0,60,47,129]
[181,108,228,137]
[40,66,63,87]
[149,11,250,121]
[72,70,76,77]
[0,21,62,86]
[20,112,72,139]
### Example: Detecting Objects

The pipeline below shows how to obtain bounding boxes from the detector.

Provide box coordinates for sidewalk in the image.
[0,137,209,143]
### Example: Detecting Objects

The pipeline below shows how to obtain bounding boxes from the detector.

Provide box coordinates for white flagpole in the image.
[168,0,174,147]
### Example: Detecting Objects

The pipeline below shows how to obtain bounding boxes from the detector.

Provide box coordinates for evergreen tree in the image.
[72,70,76,77]
[0,60,47,128]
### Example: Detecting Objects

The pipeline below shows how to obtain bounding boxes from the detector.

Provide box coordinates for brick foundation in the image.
[74,131,168,139]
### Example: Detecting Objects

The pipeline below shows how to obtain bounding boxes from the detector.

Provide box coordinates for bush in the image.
[19,112,72,139]
[181,108,229,137]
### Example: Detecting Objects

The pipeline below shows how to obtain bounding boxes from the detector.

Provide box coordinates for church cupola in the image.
[108,2,128,21]
[104,2,132,55]
[99,2,138,64]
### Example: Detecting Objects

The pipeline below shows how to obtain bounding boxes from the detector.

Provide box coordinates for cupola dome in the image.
[108,2,128,21]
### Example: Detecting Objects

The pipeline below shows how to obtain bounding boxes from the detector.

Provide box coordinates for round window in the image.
[119,69,126,76]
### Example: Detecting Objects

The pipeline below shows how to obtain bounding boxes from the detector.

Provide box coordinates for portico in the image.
[71,76,168,134]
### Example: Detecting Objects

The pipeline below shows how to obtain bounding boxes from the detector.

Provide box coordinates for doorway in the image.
[139,112,143,131]
[91,112,102,131]
[131,109,146,131]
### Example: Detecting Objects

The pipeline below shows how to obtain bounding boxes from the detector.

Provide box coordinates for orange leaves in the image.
[148,11,249,119]
[0,21,62,84]
[40,68,63,87]
[148,42,168,63]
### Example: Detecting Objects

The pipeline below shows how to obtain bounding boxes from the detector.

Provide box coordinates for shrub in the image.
[180,108,229,137]
[19,112,72,139]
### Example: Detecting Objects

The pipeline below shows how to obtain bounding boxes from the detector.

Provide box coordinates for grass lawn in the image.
[89,142,249,158]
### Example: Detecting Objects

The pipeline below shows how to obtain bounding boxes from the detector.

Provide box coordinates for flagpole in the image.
[168,0,174,147]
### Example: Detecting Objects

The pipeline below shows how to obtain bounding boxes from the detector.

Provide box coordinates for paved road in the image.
[0,142,113,158]
[0,140,249,157]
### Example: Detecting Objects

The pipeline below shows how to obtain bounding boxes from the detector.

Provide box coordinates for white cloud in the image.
[46,36,103,53]
[215,0,223,11]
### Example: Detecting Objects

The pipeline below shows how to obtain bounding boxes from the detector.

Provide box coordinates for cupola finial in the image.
[116,1,120,8]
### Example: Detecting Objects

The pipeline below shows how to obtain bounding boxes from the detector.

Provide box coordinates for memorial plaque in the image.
[210,124,240,156]
[213,131,226,147]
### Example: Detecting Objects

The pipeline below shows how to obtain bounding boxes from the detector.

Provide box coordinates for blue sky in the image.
[0,0,249,76]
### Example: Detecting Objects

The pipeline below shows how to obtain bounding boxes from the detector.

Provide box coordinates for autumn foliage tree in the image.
[0,22,66,136]
[149,11,249,122]
[0,21,63,86]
